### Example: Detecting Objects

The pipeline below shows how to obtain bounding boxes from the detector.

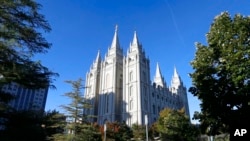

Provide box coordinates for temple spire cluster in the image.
[84,25,189,126]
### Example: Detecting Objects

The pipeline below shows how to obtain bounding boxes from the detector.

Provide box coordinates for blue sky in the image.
[36,0,250,123]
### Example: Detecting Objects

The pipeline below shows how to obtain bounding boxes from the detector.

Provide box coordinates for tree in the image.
[100,121,132,141]
[149,123,160,140]
[0,0,58,136]
[156,108,199,141]
[0,0,57,98]
[42,110,66,141]
[78,123,101,141]
[131,124,146,140]
[60,78,99,141]
[0,110,46,141]
[0,109,66,141]
[189,12,250,136]
[116,121,133,141]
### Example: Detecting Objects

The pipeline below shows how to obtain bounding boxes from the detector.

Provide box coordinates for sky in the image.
[36,0,250,123]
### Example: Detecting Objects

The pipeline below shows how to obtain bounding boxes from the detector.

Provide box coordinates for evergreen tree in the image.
[42,110,66,141]
[116,121,133,141]
[0,109,66,141]
[0,0,57,135]
[60,78,100,141]
[0,110,45,141]
[0,0,57,90]
[189,12,250,136]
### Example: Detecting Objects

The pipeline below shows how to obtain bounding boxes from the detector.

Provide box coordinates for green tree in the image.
[42,110,66,141]
[0,109,66,141]
[60,78,100,141]
[156,108,199,141]
[131,124,146,141]
[0,1,58,137]
[149,123,160,140]
[0,0,57,100]
[101,121,132,141]
[0,110,46,141]
[116,121,133,141]
[189,12,250,136]
[78,123,101,141]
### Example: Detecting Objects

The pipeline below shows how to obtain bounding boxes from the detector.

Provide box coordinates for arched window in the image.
[106,74,110,88]
[153,105,156,114]
[130,100,133,110]
[88,85,92,93]
[129,85,133,96]
[129,71,133,81]
[143,71,146,81]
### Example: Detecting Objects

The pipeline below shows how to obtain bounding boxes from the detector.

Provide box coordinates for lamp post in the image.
[104,123,107,141]
[145,115,148,141]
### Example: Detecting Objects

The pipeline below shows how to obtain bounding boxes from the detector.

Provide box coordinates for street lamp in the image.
[145,115,148,141]
[104,123,107,141]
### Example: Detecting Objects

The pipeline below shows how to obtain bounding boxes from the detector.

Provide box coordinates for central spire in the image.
[173,66,180,79]
[153,62,165,88]
[110,24,120,49]
[132,31,139,46]
[155,63,162,78]
[171,66,183,87]
[129,30,142,53]
[95,50,101,63]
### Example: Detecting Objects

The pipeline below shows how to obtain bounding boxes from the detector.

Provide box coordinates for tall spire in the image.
[92,50,101,68]
[153,62,165,88]
[110,25,120,49]
[155,62,162,78]
[173,65,178,77]
[171,66,182,87]
[132,31,139,46]
[95,50,101,63]
[129,31,142,53]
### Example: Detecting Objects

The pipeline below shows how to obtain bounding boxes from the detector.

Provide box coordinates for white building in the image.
[84,26,189,126]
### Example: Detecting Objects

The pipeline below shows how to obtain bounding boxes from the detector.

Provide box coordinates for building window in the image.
[143,71,146,81]
[119,78,122,94]
[88,85,92,93]
[152,92,154,97]
[129,85,133,96]
[106,74,110,88]
[153,105,156,114]
[129,71,133,81]
[130,100,133,110]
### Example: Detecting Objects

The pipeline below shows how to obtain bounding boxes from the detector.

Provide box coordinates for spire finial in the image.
[174,65,178,77]
[155,62,162,78]
[154,62,165,87]
[132,31,139,46]
[110,24,120,49]
[115,24,118,32]
[95,50,101,62]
